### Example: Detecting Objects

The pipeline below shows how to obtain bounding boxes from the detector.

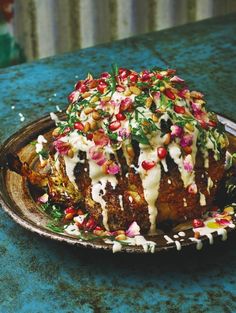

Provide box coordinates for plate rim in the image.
[0,112,236,254]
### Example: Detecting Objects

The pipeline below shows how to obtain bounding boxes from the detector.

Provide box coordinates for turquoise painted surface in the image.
[0,13,236,313]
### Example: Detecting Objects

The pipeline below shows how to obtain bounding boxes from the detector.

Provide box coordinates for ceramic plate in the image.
[0,113,236,254]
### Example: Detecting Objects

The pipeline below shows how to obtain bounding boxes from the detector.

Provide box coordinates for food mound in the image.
[15,67,229,235]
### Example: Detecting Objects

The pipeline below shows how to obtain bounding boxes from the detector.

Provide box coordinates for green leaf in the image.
[47,222,64,233]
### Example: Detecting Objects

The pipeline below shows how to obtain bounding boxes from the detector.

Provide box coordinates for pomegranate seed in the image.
[141,70,151,81]
[97,80,107,93]
[174,105,185,114]
[178,89,187,99]
[187,183,198,194]
[67,90,79,103]
[84,217,97,230]
[75,81,87,93]
[86,133,93,140]
[157,147,167,159]
[116,113,126,121]
[141,160,156,170]
[118,68,131,80]
[109,121,121,131]
[164,89,176,100]
[74,122,84,131]
[129,73,138,83]
[116,85,125,92]
[100,72,111,79]
[199,120,209,130]
[94,226,103,231]
[192,219,204,228]
[156,73,163,80]
[120,97,132,112]
[208,120,217,127]
[64,207,77,215]
[167,69,176,76]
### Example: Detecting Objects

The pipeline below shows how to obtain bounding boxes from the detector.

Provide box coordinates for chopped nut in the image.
[142,120,150,127]
[67,149,74,158]
[116,230,125,235]
[84,107,94,115]
[195,99,205,105]
[93,229,106,236]
[224,206,234,214]
[185,123,194,132]
[115,234,127,241]
[152,114,159,122]
[89,80,97,89]
[90,95,99,103]
[145,97,153,108]
[124,88,132,96]
[101,95,111,102]
[90,120,97,130]
[83,122,90,133]
[183,146,192,154]
[163,133,171,145]
[194,231,200,239]
[40,160,48,168]
[126,144,135,158]
[130,86,141,95]
[92,111,101,120]
[52,127,60,137]
[82,92,91,98]
[65,213,74,220]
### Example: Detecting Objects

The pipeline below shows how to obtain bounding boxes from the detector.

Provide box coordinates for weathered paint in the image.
[0,14,236,313]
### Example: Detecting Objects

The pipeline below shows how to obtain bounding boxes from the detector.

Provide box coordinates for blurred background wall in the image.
[1,0,236,67]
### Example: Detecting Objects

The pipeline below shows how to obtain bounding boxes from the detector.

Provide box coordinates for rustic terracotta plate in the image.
[0,113,236,254]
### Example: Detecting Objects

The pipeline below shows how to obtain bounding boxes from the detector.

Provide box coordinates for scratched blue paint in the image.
[0,14,236,313]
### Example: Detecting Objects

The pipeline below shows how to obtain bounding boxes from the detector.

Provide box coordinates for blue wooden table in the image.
[0,13,236,313]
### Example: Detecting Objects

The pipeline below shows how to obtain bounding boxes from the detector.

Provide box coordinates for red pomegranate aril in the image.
[74,122,84,131]
[142,160,156,170]
[156,73,163,80]
[174,105,185,114]
[67,91,79,103]
[119,68,131,80]
[100,72,111,79]
[157,147,167,159]
[167,69,176,76]
[86,133,93,140]
[116,85,125,92]
[129,73,138,83]
[116,113,126,121]
[84,217,97,230]
[192,219,204,228]
[165,89,176,100]
[187,183,197,194]
[208,120,217,127]
[199,120,209,130]
[97,81,107,93]
[75,81,87,93]
[141,70,151,81]
[109,121,121,131]
[64,207,77,215]
[178,89,187,99]
[120,98,132,112]
[94,226,103,231]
